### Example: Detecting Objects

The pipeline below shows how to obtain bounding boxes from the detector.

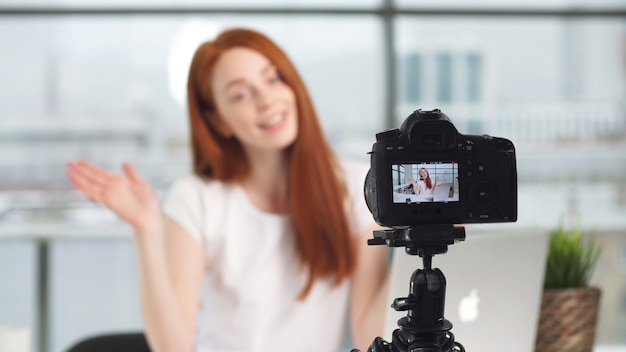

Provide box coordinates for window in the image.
[467,52,481,103]
[436,53,453,103]
[405,53,422,103]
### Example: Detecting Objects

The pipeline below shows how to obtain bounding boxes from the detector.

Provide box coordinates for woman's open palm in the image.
[66,161,161,233]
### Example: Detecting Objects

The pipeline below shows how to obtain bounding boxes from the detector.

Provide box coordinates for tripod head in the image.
[354,225,467,352]
[368,225,465,269]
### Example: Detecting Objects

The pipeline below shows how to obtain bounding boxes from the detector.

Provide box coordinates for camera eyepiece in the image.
[400,109,457,151]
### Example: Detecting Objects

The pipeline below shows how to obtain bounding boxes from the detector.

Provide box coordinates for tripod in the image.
[354,225,467,352]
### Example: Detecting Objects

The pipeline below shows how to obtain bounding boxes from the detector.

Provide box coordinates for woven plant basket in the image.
[535,287,601,352]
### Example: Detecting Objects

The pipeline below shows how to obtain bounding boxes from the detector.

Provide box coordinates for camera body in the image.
[364,109,517,228]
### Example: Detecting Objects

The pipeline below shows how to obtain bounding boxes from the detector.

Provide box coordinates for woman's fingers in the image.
[67,161,101,186]
[76,160,116,184]
[67,164,104,202]
[67,160,123,203]
[66,162,92,189]
[65,161,161,231]
[122,162,144,184]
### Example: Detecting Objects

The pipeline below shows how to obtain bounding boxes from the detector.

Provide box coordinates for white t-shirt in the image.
[162,160,374,352]
[416,180,433,195]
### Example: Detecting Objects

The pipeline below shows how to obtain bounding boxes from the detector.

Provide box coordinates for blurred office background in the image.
[0,0,625,351]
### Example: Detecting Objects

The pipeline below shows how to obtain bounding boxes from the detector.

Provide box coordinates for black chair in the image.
[66,332,151,352]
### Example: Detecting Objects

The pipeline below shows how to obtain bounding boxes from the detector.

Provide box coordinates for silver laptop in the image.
[433,183,452,202]
[383,228,549,352]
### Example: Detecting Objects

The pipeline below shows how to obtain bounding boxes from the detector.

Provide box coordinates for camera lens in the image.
[364,169,376,214]
[469,180,497,209]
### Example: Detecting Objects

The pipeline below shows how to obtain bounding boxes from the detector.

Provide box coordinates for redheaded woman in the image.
[67,28,388,352]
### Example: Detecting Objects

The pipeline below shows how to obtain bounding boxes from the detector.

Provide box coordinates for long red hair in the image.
[420,168,433,190]
[186,28,356,298]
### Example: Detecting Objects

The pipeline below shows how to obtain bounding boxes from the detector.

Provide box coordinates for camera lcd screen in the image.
[391,162,459,204]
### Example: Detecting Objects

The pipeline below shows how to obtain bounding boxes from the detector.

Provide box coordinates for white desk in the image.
[595,347,626,352]
[2,217,625,351]
[0,221,138,352]
[393,191,459,203]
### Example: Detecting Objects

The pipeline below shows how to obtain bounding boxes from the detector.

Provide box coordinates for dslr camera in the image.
[364,109,517,228]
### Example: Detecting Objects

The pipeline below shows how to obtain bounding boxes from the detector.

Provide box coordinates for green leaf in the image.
[543,223,602,290]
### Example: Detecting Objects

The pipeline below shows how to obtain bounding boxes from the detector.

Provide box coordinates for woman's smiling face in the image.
[419,168,428,180]
[210,47,298,154]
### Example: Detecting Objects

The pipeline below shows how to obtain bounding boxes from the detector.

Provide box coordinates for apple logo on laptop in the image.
[458,289,480,323]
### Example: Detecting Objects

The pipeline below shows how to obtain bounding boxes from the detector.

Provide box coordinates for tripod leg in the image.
[350,337,395,352]
[367,337,394,352]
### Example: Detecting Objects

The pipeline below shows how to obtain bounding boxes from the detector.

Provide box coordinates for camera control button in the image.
[469,180,497,209]
[478,164,486,173]
[466,171,473,177]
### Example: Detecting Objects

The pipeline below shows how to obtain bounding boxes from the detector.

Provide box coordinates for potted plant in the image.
[535,224,603,352]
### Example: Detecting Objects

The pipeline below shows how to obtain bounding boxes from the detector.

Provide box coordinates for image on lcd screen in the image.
[392,162,459,204]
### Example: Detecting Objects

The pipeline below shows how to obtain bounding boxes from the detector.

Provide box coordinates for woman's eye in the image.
[229,94,243,102]
[268,73,282,84]
[229,89,250,102]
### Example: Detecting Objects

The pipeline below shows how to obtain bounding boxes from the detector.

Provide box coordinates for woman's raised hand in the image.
[66,161,162,233]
